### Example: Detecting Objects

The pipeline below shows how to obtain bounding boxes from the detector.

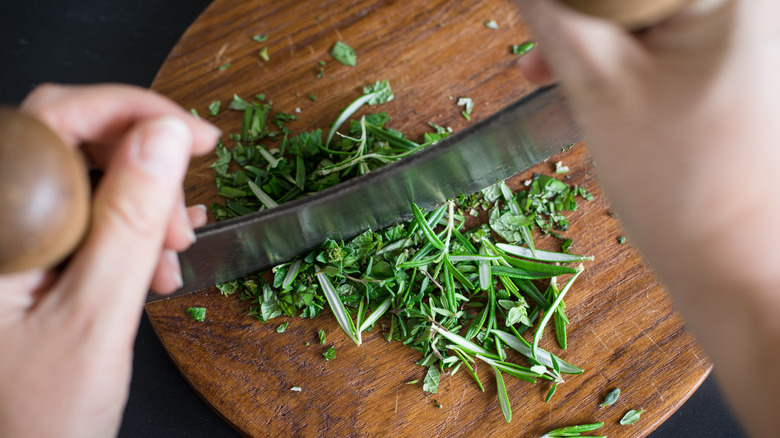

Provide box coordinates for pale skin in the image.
[0,84,219,437]
[512,0,780,436]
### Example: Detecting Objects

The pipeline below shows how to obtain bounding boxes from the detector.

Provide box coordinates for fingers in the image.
[513,0,644,97]
[517,49,557,86]
[57,116,194,324]
[154,204,208,294]
[19,83,220,165]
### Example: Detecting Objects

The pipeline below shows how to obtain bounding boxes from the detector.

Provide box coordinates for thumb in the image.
[60,117,193,323]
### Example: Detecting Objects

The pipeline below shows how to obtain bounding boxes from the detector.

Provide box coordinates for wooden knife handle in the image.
[556,0,697,29]
[0,107,90,274]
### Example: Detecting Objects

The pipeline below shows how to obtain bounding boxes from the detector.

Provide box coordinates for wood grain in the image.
[146,0,710,436]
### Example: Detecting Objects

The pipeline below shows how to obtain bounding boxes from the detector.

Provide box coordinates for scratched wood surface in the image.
[145,0,711,436]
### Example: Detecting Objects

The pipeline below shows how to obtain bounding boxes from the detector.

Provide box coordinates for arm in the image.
[512,1,780,436]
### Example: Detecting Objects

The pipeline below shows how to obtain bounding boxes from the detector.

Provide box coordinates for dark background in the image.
[0,1,746,436]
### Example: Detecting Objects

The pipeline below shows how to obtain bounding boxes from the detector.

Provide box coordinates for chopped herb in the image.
[318,60,326,67]
[216,280,239,296]
[309,92,317,101]
[252,34,269,43]
[208,100,221,116]
[555,161,569,174]
[457,97,474,120]
[601,388,621,407]
[219,62,232,71]
[484,20,499,29]
[276,321,289,333]
[432,399,443,408]
[423,365,441,394]
[406,379,419,385]
[541,422,605,437]
[290,386,302,392]
[208,86,595,423]
[190,108,200,119]
[330,41,357,66]
[185,307,206,322]
[620,409,643,425]
[511,41,535,55]
[259,47,270,62]
[617,236,627,244]
[323,345,336,361]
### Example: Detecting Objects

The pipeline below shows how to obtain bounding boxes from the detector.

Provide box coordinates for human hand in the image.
[0,83,219,437]
[512,1,780,436]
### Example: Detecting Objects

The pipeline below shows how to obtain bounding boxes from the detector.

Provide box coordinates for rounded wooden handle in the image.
[557,0,696,29]
[0,107,90,274]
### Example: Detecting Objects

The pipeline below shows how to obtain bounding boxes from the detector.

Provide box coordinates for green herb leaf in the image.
[511,41,535,55]
[185,307,206,322]
[276,321,289,333]
[330,41,357,66]
[541,422,605,437]
[423,365,441,393]
[318,329,327,345]
[316,272,360,345]
[208,100,221,116]
[602,388,621,407]
[493,366,512,423]
[323,345,336,361]
[252,34,269,43]
[620,409,643,425]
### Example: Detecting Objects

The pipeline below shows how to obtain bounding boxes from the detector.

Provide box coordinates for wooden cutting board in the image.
[146,0,711,436]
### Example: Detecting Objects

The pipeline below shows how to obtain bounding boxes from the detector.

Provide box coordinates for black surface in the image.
[0,1,747,437]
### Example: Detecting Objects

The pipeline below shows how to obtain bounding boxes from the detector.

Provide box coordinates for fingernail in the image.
[165,249,183,289]
[138,117,192,176]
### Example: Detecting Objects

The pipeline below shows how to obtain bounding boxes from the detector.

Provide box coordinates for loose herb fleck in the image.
[423,366,441,394]
[186,307,206,322]
[601,388,621,407]
[617,236,627,244]
[259,47,270,62]
[252,34,269,43]
[290,386,302,392]
[541,422,605,437]
[484,20,499,29]
[331,41,357,66]
[208,100,221,117]
[219,63,232,71]
[276,321,289,333]
[318,329,327,344]
[512,42,535,55]
[323,346,336,361]
[457,97,474,120]
[620,409,643,425]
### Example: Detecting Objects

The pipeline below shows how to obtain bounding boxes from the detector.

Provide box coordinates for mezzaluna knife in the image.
[152,85,580,302]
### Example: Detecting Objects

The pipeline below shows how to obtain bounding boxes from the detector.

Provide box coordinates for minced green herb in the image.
[541,422,605,437]
[210,84,593,422]
[331,41,357,66]
[276,321,289,333]
[208,100,221,117]
[323,346,336,361]
[512,42,535,55]
[186,307,207,322]
[318,329,326,344]
[601,388,621,407]
[252,34,269,43]
[620,409,643,425]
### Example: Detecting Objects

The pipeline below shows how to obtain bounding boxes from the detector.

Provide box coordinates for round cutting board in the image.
[146,0,710,436]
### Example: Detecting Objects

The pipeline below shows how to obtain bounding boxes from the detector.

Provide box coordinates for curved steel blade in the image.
[148,85,580,302]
